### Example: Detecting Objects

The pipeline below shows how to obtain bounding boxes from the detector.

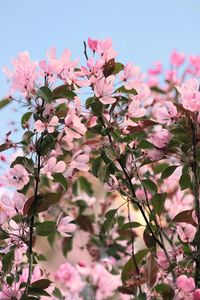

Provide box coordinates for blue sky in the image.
[0,0,199,139]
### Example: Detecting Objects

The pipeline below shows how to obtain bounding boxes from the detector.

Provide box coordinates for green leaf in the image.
[161,165,179,180]
[103,209,117,233]
[155,283,175,300]
[154,163,169,174]
[53,85,76,100]
[92,156,102,177]
[115,86,137,95]
[10,156,34,172]
[53,287,62,299]
[142,179,157,194]
[138,140,154,149]
[192,229,200,246]
[28,286,50,296]
[135,293,147,300]
[121,249,149,282]
[2,250,14,273]
[40,134,55,156]
[36,221,56,236]
[32,279,51,289]
[0,98,11,109]
[36,192,62,213]
[85,96,95,108]
[91,99,103,115]
[21,112,32,129]
[105,209,117,219]
[112,62,124,74]
[53,173,68,191]
[152,193,167,216]
[37,86,53,103]
[62,237,73,256]
[79,176,93,196]
[179,169,191,190]
[121,222,142,230]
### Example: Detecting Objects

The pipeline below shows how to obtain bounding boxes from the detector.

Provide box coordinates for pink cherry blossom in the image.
[148,128,171,148]
[94,76,116,105]
[91,263,121,300]
[0,283,22,300]
[148,61,162,75]
[153,101,177,125]
[96,38,117,61]
[128,99,146,118]
[54,262,84,294]
[66,147,90,178]
[176,78,200,112]
[57,215,76,237]
[88,37,98,52]
[189,55,200,76]
[146,149,164,161]
[8,164,29,190]
[165,191,193,219]
[193,289,200,300]
[176,275,195,293]
[64,110,86,141]
[120,62,141,90]
[3,51,37,97]
[156,250,169,269]
[86,115,98,128]
[34,116,59,133]
[39,47,72,79]
[41,157,66,180]
[177,224,196,243]
[170,50,185,67]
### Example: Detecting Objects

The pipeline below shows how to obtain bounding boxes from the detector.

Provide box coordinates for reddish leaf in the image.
[127,120,157,133]
[172,209,197,226]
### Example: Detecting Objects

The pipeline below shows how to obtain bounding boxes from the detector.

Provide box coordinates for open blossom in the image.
[0,192,25,224]
[193,289,200,300]
[96,38,117,61]
[66,147,90,177]
[176,78,200,112]
[41,157,66,180]
[54,263,84,294]
[153,101,177,125]
[128,99,146,118]
[3,51,37,97]
[0,283,22,300]
[94,76,116,104]
[64,110,86,141]
[91,263,121,300]
[34,116,59,133]
[156,250,169,269]
[39,47,72,79]
[120,62,141,89]
[176,275,195,293]
[148,61,162,75]
[177,224,196,243]
[148,128,171,148]
[165,191,193,219]
[7,164,29,190]
[57,215,76,237]
[170,50,185,67]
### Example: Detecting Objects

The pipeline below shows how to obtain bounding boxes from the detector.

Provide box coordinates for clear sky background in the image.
[0,0,199,139]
